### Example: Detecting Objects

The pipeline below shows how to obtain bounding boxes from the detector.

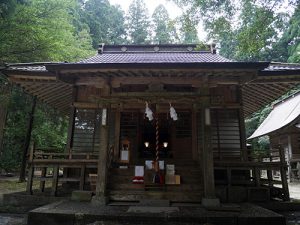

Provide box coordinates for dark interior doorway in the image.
[139,113,172,159]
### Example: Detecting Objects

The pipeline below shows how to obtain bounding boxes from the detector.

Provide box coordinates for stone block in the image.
[71,191,93,202]
[91,195,109,206]
[139,199,170,207]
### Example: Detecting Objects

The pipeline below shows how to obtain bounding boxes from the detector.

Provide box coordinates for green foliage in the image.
[127,0,151,44]
[0,88,32,172]
[179,15,200,44]
[152,4,178,44]
[0,0,94,63]
[82,0,126,47]
[172,0,292,61]
[0,88,68,172]
[31,104,68,151]
[282,5,300,63]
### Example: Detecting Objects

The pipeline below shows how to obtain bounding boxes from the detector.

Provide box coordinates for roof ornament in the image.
[98,43,105,54]
[210,42,217,54]
[187,46,193,51]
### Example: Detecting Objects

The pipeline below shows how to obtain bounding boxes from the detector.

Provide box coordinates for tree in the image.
[172,0,291,61]
[179,15,199,44]
[279,4,300,63]
[0,0,88,173]
[82,0,126,47]
[0,0,94,64]
[127,0,151,44]
[152,4,175,44]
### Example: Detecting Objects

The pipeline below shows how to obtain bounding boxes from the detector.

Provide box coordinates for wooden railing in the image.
[26,144,118,196]
[214,145,290,201]
[29,148,99,162]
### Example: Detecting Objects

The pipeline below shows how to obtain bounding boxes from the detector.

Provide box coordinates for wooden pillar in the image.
[238,86,248,161]
[51,165,59,196]
[66,86,77,154]
[19,96,37,182]
[114,109,121,161]
[26,142,34,194]
[200,87,219,207]
[287,135,292,181]
[95,107,110,200]
[79,165,86,190]
[192,105,198,161]
[201,107,216,198]
[40,167,47,192]
[279,144,290,201]
[26,165,34,195]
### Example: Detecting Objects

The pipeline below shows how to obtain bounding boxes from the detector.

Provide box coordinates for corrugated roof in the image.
[248,92,300,139]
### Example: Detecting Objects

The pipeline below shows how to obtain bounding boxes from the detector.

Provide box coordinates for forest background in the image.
[0,0,300,172]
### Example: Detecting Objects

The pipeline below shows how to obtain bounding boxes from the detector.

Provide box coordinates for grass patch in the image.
[0,179,51,194]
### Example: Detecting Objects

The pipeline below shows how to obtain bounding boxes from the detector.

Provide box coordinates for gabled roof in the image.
[2,45,300,116]
[248,92,300,139]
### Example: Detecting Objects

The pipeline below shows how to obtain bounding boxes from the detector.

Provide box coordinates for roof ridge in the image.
[99,51,212,54]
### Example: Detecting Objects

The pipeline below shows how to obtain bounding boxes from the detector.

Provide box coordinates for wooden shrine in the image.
[2,44,300,204]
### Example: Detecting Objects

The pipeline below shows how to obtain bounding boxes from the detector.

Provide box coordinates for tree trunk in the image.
[19,96,37,182]
[0,82,11,174]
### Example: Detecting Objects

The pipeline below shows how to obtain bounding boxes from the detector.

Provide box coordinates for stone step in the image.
[109,190,204,202]
[108,176,202,185]
[107,183,203,192]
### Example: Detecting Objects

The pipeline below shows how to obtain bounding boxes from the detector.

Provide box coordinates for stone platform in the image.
[27,201,286,225]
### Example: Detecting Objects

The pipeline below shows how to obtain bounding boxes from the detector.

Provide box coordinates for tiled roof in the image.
[79,52,233,64]
[264,63,300,71]
[8,65,47,72]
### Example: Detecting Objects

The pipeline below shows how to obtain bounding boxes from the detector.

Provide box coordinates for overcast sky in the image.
[108,0,182,19]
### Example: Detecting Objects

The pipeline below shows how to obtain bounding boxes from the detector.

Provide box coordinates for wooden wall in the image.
[211,109,241,160]
[71,84,244,161]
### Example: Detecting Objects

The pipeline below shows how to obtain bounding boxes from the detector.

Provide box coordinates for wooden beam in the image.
[249,85,279,102]
[243,91,270,106]
[44,92,72,105]
[33,84,70,98]
[9,74,56,81]
[109,77,204,88]
[250,78,300,84]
